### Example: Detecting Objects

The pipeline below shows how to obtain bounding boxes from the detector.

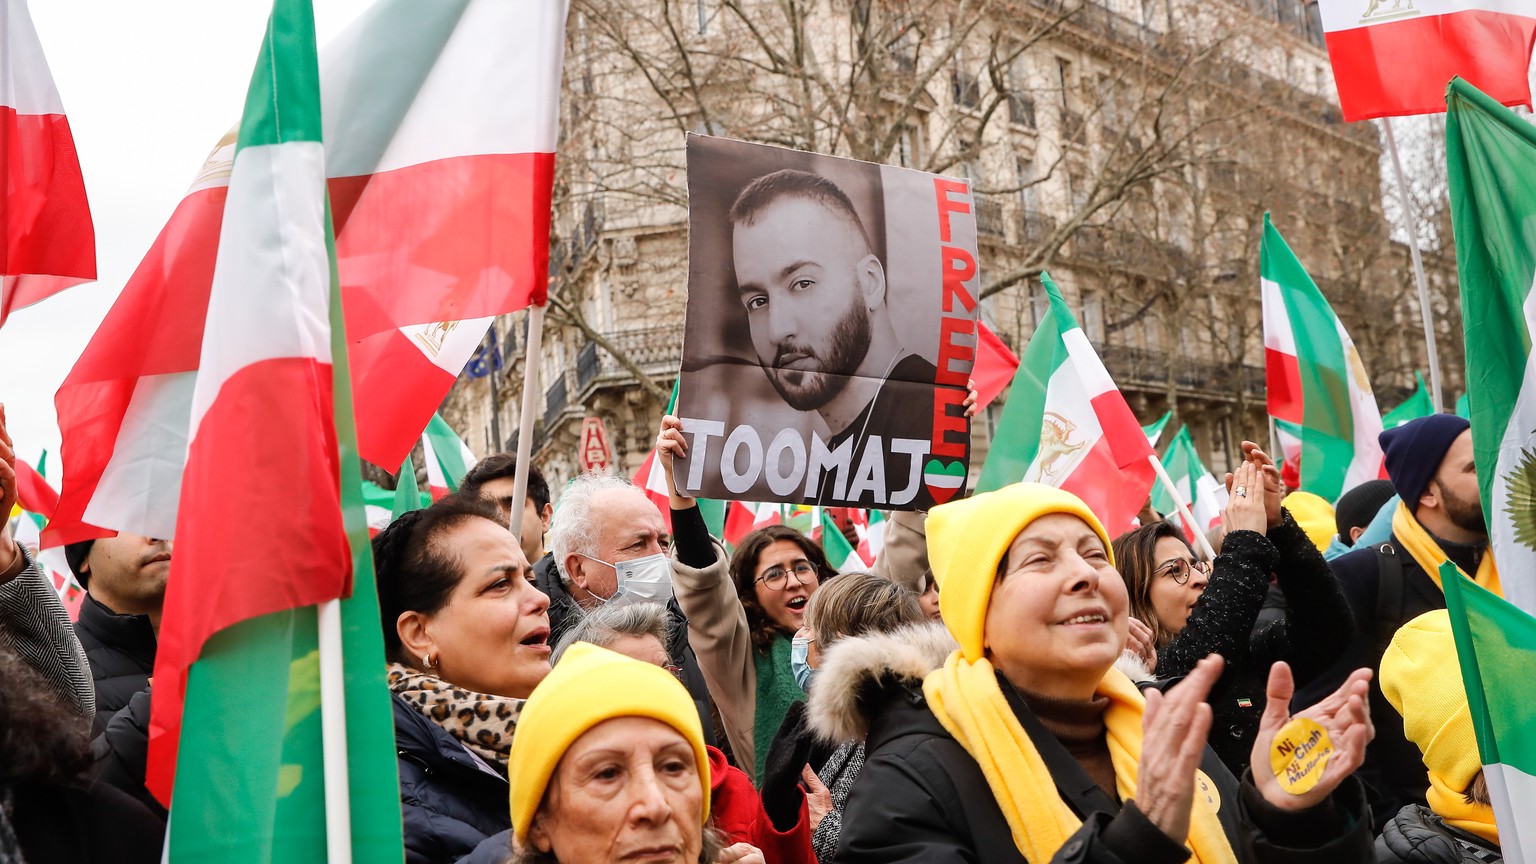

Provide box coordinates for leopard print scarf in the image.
[388,662,524,769]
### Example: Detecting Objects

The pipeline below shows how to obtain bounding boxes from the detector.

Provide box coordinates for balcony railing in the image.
[544,375,568,428]
[975,197,1006,238]
[1019,209,1057,246]
[1099,343,1266,400]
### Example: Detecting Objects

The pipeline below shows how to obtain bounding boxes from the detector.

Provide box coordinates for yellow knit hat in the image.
[1281,491,1336,554]
[1381,610,1481,791]
[507,642,711,842]
[928,483,1114,662]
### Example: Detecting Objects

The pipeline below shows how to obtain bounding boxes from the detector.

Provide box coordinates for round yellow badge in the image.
[1269,716,1333,795]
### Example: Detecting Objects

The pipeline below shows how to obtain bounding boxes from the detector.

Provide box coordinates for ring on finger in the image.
[1234,486,1248,497]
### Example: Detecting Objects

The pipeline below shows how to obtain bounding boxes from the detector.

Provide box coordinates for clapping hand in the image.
[1221,462,1269,536]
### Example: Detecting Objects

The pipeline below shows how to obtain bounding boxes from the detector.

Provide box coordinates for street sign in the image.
[580,415,613,472]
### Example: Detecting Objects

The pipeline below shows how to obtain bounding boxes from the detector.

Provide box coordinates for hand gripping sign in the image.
[675,136,979,511]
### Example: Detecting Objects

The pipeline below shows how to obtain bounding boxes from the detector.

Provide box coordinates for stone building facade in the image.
[440,0,1460,497]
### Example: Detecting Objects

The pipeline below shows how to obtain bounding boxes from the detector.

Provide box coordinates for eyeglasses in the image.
[664,664,685,682]
[755,561,818,591]
[1155,558,1211,585]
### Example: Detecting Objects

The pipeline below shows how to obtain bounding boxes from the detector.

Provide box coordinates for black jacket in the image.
[8,777,165,864]
[88,688,162,817]
[393,694,514,864]
[533,551,718,750]
[1297,533,1484,831]
[1157,511,1355,776]
[822,629,1372,864]
[1375,804,1501,863]
[74,594,156,735]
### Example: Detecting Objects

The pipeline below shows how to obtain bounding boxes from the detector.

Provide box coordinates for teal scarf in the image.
[751,633,805,784]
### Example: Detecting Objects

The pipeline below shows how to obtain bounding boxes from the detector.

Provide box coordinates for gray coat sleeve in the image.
[0,543,95,722]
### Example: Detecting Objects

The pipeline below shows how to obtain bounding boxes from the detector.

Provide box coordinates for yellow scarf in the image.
[1391,503,1501,596]
[1426,771,1500,846]
[923,651,1237,864]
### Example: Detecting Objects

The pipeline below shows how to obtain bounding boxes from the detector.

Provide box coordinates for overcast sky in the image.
[1,0,371,478]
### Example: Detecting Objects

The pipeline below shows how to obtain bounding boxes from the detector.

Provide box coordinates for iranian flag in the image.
[1442,564,1536,857]
[723,501,782,546]
[1262,214,1384,504]
[972,322,1021,411]
[422,413,476,500]
[1319,0,1536,122]
[978,273,1155,534]
[14,456,57,521]
[1383,370,1435,428]
[1151,426,1229,540]
[1,0,95,324]
[819,508,868,572]
[1142,410,1173,449]
[147,3,402,860]
[45,0,568,548]
[1445,78,1536,613]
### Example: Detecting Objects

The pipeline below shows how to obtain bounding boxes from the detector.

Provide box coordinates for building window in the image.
[896,125,923,169]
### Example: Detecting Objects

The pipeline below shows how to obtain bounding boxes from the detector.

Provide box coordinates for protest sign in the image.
[675,135,978,510]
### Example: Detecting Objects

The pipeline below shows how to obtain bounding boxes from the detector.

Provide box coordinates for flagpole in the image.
[1381,117,1445,412]
[1146,454,1218,561]
[317,598,353,864]
[507,304,546,543]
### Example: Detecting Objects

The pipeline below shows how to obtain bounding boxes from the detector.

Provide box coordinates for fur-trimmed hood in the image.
[807,621,957,744]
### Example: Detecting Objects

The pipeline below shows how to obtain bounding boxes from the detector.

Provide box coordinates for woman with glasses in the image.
[656,415,838,784]
[1112,445,1355,775]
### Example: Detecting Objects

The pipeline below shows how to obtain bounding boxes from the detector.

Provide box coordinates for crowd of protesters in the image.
[0,402,1511,863]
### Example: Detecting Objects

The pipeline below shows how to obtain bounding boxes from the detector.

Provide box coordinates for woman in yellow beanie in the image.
[831,482,1377,864]
[508,642,763,864]
[1376,610,1501,862]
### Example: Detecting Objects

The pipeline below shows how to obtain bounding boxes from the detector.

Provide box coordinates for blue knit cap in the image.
[1378,414,1471,509]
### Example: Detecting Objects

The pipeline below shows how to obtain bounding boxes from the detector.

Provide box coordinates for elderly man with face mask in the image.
[547,473,718,751]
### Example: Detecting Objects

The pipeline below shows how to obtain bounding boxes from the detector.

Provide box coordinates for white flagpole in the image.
[317,598,352,864]
[508,304,546,543]
[1147,454,1219,561]
[1382,117,1445,412]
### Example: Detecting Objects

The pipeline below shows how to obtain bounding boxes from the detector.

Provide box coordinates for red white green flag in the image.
[147,3,401,859]
[978,273,1155,533]
[1444,79,1536,613]
[1262,213,1385,504]
[421,413,476,500]
[819,508,868,572]
[1382,370,1436,429]
[45,0,568,548]
[1,0,95,324]
[1150,425,1229,540]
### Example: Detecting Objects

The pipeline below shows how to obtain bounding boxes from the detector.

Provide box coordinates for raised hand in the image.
[656,415,694,508]
[1126,616,1159,673]
[1239,441,1285,529]
[1250,661,1373,812]
[716,842,766,864]
[802,765,833,832]
[1221,462,1268,536]
[964,378,979,419]
[1137,654,1222,842]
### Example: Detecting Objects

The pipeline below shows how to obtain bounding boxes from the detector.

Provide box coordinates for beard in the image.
[1437,480,1488,536]
[762,297,872,411]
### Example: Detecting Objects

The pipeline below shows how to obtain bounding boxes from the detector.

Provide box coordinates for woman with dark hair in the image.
[1112,449,1355,775]
[373,493,554,864]
[656,416,837,784]
[0,643,162,864]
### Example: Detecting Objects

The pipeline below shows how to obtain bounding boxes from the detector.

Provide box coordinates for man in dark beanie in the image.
[1299,413,1488,830]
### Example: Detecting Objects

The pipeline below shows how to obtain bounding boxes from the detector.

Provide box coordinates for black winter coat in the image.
[393,694,514,864]
[1374,804,1501,863]
[1157,511,1355,776]
[88,687,163,817]
[74,594,156,736]
[1297,534,1484,831]
[836,673,1373,864]
[533,552,719,750]
[8,777,165,864]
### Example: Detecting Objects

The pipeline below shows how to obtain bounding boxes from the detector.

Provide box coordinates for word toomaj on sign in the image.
[674,135,979,510]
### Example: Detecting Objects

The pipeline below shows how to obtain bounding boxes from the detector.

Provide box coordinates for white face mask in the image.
[582,552,674,609]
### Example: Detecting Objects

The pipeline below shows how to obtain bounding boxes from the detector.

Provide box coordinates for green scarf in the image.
[751,633,805,784]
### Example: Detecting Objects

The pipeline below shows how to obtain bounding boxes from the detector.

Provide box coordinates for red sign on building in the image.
[579,416,613,472]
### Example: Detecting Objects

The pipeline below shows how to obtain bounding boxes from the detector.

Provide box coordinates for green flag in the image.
[393,455,423,520]
[1382,371,1435,428]
[1441,563,1536,857]
[1142,411,1172,449]
[1445,77,1536,612]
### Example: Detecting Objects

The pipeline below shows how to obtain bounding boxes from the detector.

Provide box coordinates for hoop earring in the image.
[421,652,436,671]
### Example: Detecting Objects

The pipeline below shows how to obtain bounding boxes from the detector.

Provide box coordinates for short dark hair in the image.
[1112,521,1192,649]
[729,525,837,653]
[728,169,872,251]
[64,540,95,588]
[372,493,508,661]
[461,455,551,513]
